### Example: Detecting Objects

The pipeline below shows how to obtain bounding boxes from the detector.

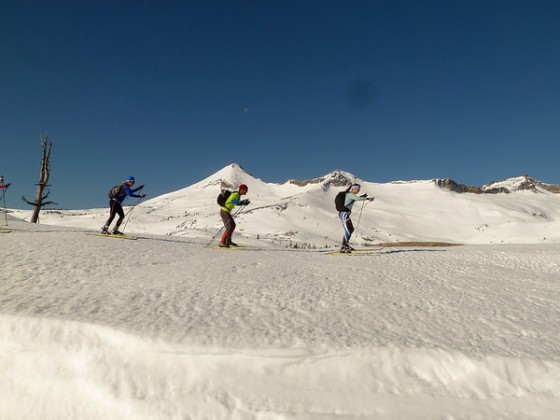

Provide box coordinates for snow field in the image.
[1,217,560,419]
[2,314,559,420]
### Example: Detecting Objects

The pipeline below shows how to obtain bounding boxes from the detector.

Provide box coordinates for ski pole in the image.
[356,201,366,230]
[324,220,341,240]
[206,206,244,247]
[1,189,7,226]
[205,206,244,247]
[121,196,143,234]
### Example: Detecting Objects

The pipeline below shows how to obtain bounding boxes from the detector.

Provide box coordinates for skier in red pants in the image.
[0,175,11,190]
[219,184,250,247]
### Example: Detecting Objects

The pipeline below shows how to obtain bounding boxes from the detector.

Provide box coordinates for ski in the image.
[85,232,139,240]
[324,248,383,256]
[209,245,261,251]
[322,247,383,254]
[325,251,381,256]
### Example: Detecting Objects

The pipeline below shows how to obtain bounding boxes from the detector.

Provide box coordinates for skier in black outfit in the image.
[102,176,145,234]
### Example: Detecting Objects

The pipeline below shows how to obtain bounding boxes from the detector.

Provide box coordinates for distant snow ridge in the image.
[483,175,560,194]
[286,169,358,188]
[436,174,560,194]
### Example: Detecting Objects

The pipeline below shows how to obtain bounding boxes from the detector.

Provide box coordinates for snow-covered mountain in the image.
[9,163,560,245]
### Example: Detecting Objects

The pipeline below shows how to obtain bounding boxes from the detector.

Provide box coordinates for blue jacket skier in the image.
[102,176,145,235]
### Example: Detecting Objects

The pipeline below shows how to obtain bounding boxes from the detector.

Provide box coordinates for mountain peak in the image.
[194,163,257,190]
[216,163,251,177]
[435,174,560,194]
[483,175,560,193]
[285,169,359,188]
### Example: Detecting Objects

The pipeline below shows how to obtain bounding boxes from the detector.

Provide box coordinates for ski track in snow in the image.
[1,218,560,419]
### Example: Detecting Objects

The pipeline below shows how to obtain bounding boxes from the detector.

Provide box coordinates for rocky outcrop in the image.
[483,175,560,194]
[435,175,560,194]
[434,179,485,194]
[287,170,357,188]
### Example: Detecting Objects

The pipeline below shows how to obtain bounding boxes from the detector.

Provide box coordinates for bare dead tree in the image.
[22,136,57,223]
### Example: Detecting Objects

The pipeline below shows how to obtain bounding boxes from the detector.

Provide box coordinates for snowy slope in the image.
[1,215,559,419]
[9,163,560,246]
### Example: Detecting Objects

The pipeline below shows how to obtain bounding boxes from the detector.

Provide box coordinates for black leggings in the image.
[105,200,124,228]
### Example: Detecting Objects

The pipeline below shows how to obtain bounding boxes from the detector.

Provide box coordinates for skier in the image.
[219,184,250,247]
[338,183,374,253]
[0,175,11,190]
[102,176,145,235]
[0,176,11,226]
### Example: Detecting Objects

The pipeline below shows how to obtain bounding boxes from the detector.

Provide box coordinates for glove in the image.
[368,197,375,202]
[5,183,10,188]
[137,184,145,190]
[240,199,250,206]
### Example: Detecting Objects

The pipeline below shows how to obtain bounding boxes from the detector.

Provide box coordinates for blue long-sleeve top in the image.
[112,184,143,204]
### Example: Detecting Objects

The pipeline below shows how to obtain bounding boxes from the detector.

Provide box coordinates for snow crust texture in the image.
[1,216,560,419]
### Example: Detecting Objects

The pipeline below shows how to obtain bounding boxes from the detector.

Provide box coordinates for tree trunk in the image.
[22,136,55,223]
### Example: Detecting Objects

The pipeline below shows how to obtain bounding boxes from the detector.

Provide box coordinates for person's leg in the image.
[345,218,354,247]
[112,203,125,233]
[339,211,354,250]
[103,200,118,232]
[220,211,236,246]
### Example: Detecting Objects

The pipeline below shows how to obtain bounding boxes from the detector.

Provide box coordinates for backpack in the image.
[217,189,232,206]
[334,186,352,212]
[108,184,123,200]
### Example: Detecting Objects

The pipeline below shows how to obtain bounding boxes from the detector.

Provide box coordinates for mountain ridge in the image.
[185,163,560,194]
[436,174,560,194]
[9,163,560,245]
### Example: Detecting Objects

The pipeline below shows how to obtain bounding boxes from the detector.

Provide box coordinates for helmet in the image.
[126,176,135,182]
[239,184,248,191]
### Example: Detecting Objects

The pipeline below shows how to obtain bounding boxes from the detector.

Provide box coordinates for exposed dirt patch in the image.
[368,242,462,248]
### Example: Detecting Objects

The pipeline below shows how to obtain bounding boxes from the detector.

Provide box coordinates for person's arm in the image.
[124,184,144,198]
[351,192,374,202]
[346,192,365,203]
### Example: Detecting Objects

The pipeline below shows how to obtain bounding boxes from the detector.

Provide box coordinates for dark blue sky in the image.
[2,0,559,209]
